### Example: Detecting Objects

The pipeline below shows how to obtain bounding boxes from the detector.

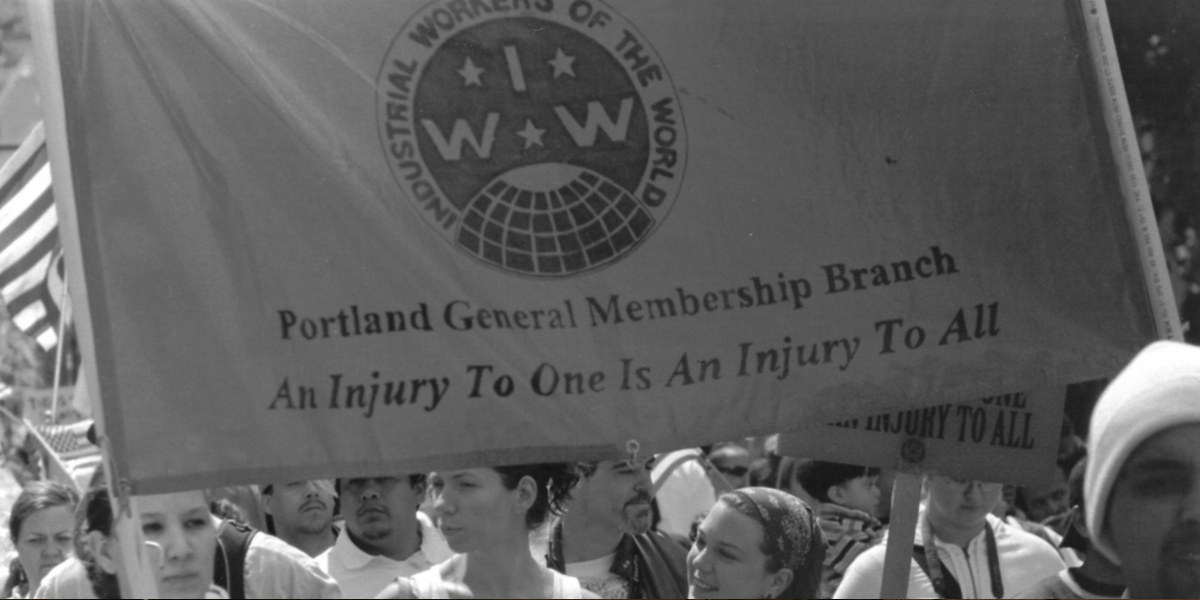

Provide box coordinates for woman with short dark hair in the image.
[377,462,599,599]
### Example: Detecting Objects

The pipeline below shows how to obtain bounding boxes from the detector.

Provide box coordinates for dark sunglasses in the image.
[716,465,749,477]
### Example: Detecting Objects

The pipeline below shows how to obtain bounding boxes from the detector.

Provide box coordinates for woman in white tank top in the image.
[376,463,597,599]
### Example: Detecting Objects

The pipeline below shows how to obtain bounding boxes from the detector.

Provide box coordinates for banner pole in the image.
[27,0,158,595]
[48,271,68,425]
[878,462,922,599]
[1080,0,1183,341]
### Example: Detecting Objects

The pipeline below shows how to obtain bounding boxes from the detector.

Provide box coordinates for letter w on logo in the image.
[554,98,633,147]
[421,113,500,160]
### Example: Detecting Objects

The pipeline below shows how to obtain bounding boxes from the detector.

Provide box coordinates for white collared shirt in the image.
[316,511,452,599]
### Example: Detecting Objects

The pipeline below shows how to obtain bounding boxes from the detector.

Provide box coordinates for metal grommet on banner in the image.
[900,438,926,467]
[625,439,640,465]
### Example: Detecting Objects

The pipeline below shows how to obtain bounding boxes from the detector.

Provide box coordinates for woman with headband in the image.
[687,487,826,599]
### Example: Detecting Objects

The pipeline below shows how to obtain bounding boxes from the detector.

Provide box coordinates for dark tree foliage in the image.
[1110,0,1200,339]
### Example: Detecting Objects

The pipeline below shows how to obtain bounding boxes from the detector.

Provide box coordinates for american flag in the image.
[35,420,92,458]
[31,419,100,493]
[0,122,64,351]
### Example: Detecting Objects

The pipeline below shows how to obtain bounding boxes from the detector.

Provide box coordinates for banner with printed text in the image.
[779,389,1067,488]
[46,0,1164,492]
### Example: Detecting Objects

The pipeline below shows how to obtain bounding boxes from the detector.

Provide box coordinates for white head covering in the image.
[1085,340,1200,563]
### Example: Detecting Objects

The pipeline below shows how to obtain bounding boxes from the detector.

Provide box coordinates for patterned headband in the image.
[730,487,819,571]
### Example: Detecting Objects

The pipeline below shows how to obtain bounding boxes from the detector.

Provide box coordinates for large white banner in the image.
[43,0,1166,492]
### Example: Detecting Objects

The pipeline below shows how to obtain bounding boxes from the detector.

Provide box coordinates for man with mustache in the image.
[262,479,339,557]
[1084,340,1200,599]
[546,459,688,598]
[315,475,451,599]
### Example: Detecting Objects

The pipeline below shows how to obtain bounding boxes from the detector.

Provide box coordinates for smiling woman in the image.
[688,487,825,599]
[377,462,601,599]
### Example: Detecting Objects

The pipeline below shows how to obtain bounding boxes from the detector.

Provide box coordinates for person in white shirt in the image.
[315,475,450,598]
[650,449,716,540]
[834,475,1064,599]
[262,479,338,558]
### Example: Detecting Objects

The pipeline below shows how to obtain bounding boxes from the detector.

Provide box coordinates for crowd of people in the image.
[0,339,1196,598]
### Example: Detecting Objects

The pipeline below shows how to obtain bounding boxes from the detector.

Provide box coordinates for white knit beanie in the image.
[1085,340,1200,564]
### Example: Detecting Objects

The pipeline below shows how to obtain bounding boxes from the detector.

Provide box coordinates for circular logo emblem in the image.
[378,0,686,278]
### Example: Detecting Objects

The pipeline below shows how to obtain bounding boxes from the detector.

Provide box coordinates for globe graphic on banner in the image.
[456,164,654,275]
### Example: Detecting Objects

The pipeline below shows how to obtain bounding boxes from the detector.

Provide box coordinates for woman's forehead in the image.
[435,467,498,480]
[139,490,209,514]
[19,504,74,530]
[704,502,764,547]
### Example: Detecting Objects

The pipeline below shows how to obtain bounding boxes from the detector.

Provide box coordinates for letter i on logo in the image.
[504,45,528,91]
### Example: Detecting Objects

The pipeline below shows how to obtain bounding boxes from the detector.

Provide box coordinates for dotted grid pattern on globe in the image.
[458,167,653,275]
[410,16,659,277]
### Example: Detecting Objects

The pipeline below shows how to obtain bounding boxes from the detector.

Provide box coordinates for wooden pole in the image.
[27,0,159,596]
[48,267,68,425]
[1079,0,1182,342]
[878,455,923,598]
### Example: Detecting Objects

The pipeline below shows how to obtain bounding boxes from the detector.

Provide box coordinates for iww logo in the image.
[378,0,686,278]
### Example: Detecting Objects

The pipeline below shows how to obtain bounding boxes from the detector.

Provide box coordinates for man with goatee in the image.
[547,458,688,598]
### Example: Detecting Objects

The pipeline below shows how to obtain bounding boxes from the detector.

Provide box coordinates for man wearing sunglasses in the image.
[707,444,752,491]
[835,474,1065,598]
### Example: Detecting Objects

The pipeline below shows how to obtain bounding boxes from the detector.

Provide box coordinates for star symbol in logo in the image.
[516,119,546,149]
[457,57,484,87]
[548,48,576,79]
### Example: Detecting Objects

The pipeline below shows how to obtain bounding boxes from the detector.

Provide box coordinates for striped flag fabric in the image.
[30,419,99,493]
[35,419,93,458]
[0,122,62,351]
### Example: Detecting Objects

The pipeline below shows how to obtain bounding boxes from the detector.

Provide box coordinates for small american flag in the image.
[35,421,91,458]
[0,122,62,351]
[31,419,99,492]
